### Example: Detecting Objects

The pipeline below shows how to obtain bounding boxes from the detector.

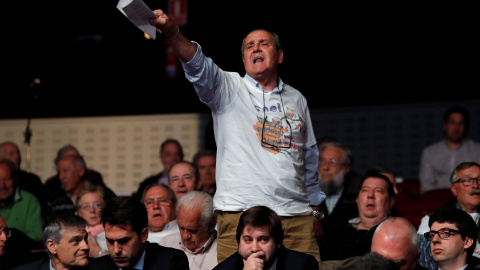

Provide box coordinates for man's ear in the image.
[389,198,395,210]
[46,239,57,255]
[277,50,284,64]
[451,185,458,197]
[196,179,202,190]
[464,237,474,250]
[140,227,149,243]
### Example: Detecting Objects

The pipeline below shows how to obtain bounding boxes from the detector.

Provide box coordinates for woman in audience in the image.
[76,185,108,258]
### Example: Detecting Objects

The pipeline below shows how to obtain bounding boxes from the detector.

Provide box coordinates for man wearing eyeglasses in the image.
[417,162,480,269]
[141,184,178,244]
[419,106,480,194]
[317,142,362,238]
[148,11,325,265]
[424,208,478,270]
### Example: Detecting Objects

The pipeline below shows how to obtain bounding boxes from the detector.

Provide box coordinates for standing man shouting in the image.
[148,10,325,264]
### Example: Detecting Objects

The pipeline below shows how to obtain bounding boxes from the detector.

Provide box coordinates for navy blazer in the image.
[89,242,189,270]
[213,245,319,270]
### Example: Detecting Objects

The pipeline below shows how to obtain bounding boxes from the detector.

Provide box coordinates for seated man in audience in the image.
[142,183,178,243]
[0,215,47,269]
[0,159,43,242]
[89,197,189,270]
[417,161,480,269]
[44,144,105,198]
[135,139,184,201]
[168,161,201,200]
[213,205,319,270]
[12,214,90,270]
[424,208,478,270]
[371,217,427,270]
[317,142,361,244]
[49,154,116,219]
[160,191,217,270]
[0,141,51,221]
[319,168,396,261]
[192,149,217,196]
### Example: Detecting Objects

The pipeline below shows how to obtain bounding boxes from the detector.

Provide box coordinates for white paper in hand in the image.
[117,0,157,39]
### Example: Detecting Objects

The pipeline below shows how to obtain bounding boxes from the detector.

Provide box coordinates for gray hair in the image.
[43,215,87,256]
[241,29,282,56]
[177,191,215,228]
[141,183,177,206]
[320,141,353,166]
[58,154,87,169]
[450,162,480,185]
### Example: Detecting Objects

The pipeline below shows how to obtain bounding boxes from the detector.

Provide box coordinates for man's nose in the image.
[180,230,191,241]
[80,239,89,250]
[113,242,122,254]
[251,241,260,252]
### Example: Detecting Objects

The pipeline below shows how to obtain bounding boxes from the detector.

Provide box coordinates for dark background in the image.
[2,1,477,120]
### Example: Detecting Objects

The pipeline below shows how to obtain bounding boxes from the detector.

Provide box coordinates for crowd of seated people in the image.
[2,103,480,270]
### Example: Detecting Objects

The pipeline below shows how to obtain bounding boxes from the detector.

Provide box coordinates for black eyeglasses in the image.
[454,176,480,187]
[260,90,292,151]
[424,228,461,241]
[0,226,11,238]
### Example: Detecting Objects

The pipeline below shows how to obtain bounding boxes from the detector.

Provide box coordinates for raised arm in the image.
[149,9,197,63]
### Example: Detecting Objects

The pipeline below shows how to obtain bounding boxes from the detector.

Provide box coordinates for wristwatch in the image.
[313,210,324,220]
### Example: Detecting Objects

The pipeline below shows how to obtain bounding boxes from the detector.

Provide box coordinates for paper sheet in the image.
[117,0,157,39]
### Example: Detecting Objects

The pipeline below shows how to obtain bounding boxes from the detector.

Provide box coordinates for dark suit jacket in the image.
[89,242,189,270]
[213,245,319,270]
[11,257,90,270]
[134,172,164,201]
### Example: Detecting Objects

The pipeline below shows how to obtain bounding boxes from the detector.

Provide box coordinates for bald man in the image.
[371,217,427,270]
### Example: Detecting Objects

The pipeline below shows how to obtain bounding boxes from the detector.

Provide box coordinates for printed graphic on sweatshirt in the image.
[254,107,302,154]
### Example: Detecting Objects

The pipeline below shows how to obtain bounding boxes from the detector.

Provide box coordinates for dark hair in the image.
[428,208,477,259]
[192,149,216,165]
[236,206,283,245]
[101,197,148,237]
[43,214,87,256]
[160,139,184,160]
[449,162,480,185]
[443,105,470,134]
[141,183,177,206]
[241,29,282,56]
[360,168,395,198]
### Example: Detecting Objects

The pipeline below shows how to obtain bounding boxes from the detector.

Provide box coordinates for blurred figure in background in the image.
[419,106,480,194]
[76,185,108,258]
[192,149,217,196]
[135,139,184,201]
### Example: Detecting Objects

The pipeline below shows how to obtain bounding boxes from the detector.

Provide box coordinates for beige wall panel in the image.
[0,114,200,196]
